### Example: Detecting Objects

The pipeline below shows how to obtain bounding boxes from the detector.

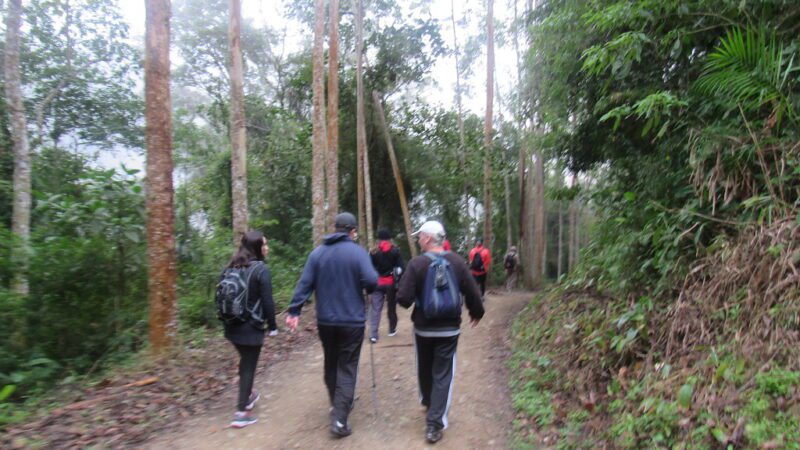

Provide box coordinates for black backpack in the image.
[215,263,262,325]
[470,250,485,272]
[504,253,516,269]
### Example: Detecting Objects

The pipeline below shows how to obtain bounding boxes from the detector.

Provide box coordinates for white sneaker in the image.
[387,330,397,337]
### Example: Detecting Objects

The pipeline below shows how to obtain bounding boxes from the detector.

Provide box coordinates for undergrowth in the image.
[511,277,800,448]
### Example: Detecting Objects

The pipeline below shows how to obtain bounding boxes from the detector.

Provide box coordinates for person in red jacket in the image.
[369,229,404,342]
[468,238,491,298]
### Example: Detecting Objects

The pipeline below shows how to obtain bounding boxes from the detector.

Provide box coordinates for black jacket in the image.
[370,242,404,276]
[224,260,277,346]
[396,251,484,333]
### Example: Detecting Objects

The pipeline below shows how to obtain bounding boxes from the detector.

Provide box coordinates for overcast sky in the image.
[108,0,519,171]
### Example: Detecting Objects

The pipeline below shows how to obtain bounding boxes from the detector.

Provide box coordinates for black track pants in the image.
[317,325,364,424]
[233,343,262,411]
[415,333,459,431]
[473,274,487,297]
[386,284,398,332]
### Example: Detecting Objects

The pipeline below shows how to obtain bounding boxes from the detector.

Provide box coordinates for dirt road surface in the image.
[146,291,530,450]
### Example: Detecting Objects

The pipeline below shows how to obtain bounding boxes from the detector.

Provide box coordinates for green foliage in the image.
[696,26,799,126]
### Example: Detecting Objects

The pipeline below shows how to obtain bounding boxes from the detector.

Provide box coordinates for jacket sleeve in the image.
[394,247,405,271]
[459,261,485,320]
[484,249,492,269]
[259,263,277,330]
[396,258,417,308]
[288,252,316,317]
[360,248,379,291]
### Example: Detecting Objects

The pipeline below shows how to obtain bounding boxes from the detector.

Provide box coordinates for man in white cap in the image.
[396,220,484,444]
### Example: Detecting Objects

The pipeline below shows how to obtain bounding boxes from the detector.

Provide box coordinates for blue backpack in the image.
[418,252,462,319]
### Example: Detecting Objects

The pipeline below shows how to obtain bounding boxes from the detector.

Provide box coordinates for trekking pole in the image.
[369,333,379,420]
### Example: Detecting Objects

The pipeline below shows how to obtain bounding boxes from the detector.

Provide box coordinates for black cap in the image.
[476,238,484,245]
[377,228,391,240]
[335,212,358,231]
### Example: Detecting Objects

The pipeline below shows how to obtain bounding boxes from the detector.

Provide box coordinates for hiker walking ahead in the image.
[217,231,277,428]
[285,212,378,438]
[396,220,484,444]
[468,238,491,298]
[503,245,520,291]
[369,228,404,343]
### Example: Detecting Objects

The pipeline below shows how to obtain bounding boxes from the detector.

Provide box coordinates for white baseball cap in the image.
[411,220,445,238]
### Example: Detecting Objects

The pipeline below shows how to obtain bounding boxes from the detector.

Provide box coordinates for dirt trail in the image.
[146,291,530,450]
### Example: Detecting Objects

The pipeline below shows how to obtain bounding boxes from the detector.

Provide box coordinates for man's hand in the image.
[285,315,300,332]
[469,316,480,328]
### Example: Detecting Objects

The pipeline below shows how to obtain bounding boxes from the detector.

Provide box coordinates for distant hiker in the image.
[369,228,405,342]
[285,212,378,438]
[217,230,277,428]
[503,246,519,291]
[396,220,484,444]
[468,238,492,298]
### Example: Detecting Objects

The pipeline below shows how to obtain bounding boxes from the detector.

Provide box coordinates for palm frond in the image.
[695,25,798,126]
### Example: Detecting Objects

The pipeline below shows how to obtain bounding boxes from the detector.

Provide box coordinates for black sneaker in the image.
[425,425,443,443]
[331,420,352,437]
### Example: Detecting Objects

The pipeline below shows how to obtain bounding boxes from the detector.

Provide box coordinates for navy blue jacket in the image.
[288,232,378,327]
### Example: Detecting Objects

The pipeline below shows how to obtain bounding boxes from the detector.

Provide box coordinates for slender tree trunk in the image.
[5,0,31,296]
[482,0,494,245]
[373,90,417,257]
[326,0,340,231]
[522,154,536,288]
[556,166,564,278]
[504,173,512,250]
[229,0,248,245]
[311,0,327,244]
[354,0,366,244]
[567,173,576,271]
[364,146,374,249]
[145,0,177,356]
[532,150,545,287]
[451,0,470,233]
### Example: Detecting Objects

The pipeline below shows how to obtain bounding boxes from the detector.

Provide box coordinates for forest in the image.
[1,0,799,448]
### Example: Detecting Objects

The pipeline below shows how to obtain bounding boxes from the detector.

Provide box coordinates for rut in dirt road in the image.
[146,291,531,449]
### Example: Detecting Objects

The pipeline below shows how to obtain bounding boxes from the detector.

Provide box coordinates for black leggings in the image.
[233,343,262,411]
[473,274,487,296]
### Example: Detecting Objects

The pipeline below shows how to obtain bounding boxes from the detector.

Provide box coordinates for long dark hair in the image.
[227,230,266,268]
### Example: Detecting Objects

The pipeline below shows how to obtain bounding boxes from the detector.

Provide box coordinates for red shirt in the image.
[468,245,491,276]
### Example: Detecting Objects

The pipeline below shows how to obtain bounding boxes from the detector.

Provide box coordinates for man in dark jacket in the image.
[285,212,378,438]
[396,220,484,444]
[368,228,404,342]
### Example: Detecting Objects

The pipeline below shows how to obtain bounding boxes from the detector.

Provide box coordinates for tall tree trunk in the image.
[504,173,512,250]
[522,154,536,288]
[532,150,545,287]
[229,0,248,245]
[354,0,366,244]
[567,173,576,271]
[364,116,374,249]
[451,0,469,235]
[373,90,417,257]
[556,166,564,278]
[482,0,494,245]
[145,0,177,356]
[311,0,327,244]
[5,0,31,296]
[326,0,340,231]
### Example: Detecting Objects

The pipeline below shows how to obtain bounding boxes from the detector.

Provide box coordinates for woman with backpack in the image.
[218,230,277,428]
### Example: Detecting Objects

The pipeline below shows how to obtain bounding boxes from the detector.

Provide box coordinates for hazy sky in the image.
[119,0,519,113]
[109,0,519,171]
